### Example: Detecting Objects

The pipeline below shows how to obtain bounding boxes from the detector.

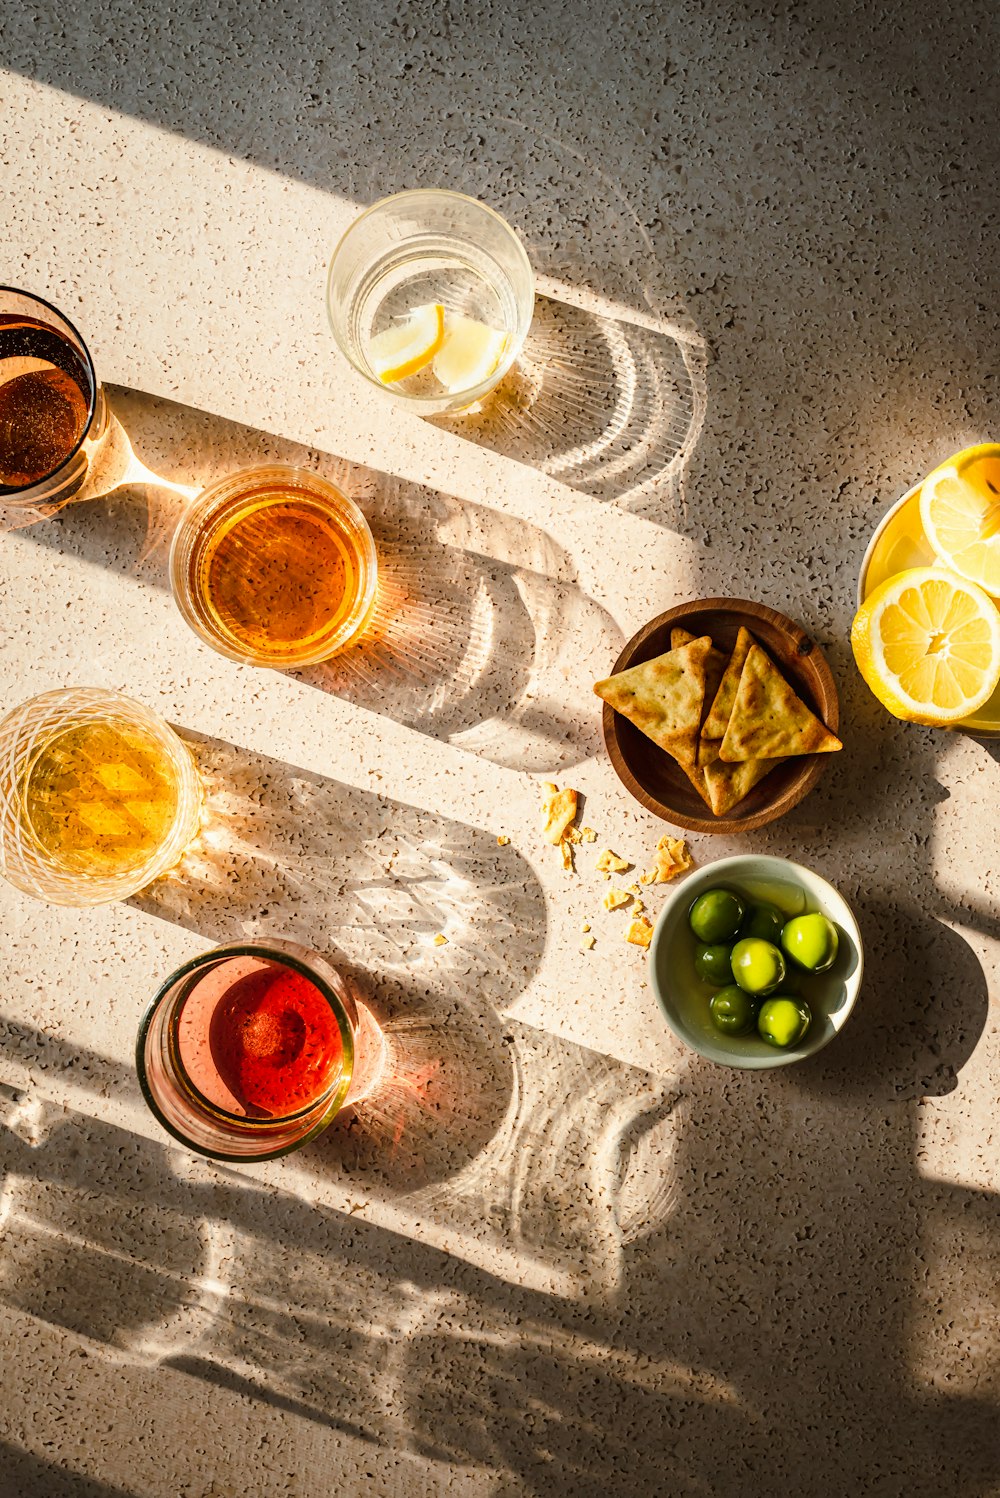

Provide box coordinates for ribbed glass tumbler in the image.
[0,687,202,906]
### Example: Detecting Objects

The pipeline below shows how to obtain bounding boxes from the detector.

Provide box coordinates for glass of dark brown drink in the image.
[0,286,109,512]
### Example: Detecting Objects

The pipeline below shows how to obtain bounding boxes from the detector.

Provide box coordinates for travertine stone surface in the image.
[0,2,998,1495]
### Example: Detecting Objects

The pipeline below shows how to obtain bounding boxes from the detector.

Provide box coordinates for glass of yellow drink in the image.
[0,687,203,906]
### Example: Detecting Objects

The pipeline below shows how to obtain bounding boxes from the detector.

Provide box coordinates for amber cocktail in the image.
[170,465,377,669]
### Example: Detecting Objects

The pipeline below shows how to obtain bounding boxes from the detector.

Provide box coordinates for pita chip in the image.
[703,756,784,816]
[699,626,756,765]
[674,628,728,742]
[594,636,712,768]
[720,644,842,762]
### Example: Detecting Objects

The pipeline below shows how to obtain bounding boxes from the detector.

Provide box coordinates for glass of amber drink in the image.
[0,687,202,906]
[137,940,387,1160]
[0,286,110,511]
[169,465,378,668]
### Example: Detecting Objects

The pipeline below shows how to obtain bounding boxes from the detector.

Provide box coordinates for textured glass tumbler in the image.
[0,286,109,510]
[327,189,535,415]
[169,465,378,669]
[137,940,387,1161]
[0,687,202,906]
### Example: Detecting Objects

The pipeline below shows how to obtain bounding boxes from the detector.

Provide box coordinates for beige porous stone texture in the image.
[0,2,997,1495]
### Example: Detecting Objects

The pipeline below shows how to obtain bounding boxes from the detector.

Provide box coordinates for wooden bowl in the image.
[601,599,840,834]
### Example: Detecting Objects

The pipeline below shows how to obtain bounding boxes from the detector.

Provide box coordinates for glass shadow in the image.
[17,384,620,772]
[430,290,707,521]
[129,727,534,1195]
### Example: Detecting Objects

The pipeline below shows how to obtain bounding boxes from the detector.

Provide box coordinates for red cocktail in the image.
[137,941,386,1160]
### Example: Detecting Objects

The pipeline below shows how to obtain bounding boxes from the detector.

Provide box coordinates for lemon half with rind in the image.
[851,566,1000,725]
[919,443,1000,597]
[368,304,445,384]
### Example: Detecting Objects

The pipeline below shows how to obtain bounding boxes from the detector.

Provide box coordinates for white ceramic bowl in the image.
[649,854,863,1069]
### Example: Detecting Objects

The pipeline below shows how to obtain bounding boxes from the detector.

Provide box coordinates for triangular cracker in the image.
[719,644,842,762]
[594,637,712,768]
[673,627,727,763]
[704,756,784,816]
[699,626,755,765]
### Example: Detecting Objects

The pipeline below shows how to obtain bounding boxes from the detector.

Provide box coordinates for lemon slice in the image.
[367,304,445,384]
[919,443,1000,596]
[432,314,508,394]
[851,566,1000,725]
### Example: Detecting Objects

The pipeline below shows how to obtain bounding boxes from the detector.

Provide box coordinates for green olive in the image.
[709,985,759,1036]
[688,888,745,944]
[758,996,812,1048]
[781,912,839,973]
[740,901,785,945]
[694,942,735,987]
[730,937,786,996]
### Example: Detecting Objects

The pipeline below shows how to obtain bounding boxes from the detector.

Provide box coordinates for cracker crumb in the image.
[602,886,632,911]
[560,838,574,871]
[540,782,579,845]
[433,933,449,946]
[496,834,510,847]
[643,835,692,884]
[580,921,591,933]
[563,826,582,844]
[632,899,645,915]
[580,827,597,843]
[625,882,642,896]
[579,934,596,952]
[595,849,630,875]
[625,915,654,948]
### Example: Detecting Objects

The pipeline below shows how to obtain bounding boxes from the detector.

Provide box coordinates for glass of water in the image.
[327,190,534,416]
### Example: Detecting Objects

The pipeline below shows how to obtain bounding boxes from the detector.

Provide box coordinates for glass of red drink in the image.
[136,940,386,1160]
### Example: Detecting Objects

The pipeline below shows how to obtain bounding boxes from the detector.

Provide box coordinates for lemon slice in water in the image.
[368,304,445,384]
[920,443,1000,596]
[851,566,1000,725]
[432,314,508,394]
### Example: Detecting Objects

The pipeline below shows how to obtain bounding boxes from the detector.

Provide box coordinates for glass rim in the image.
[135,942,356,1155]
[0,284,99,497]
[168,463,379,669]
[325,189,535,409]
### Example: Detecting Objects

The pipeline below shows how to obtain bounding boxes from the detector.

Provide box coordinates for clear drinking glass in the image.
[0,688,203,906]
[0,286,110,511]
[327,190,535,416]
[136,940,387,1161]
[169,464,378,668]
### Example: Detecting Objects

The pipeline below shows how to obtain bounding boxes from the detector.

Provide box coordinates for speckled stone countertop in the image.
[0,3,998,1495]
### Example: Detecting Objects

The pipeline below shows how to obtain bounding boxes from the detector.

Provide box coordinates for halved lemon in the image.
[851,566,1000,725]
[432,314,508,394]
[919,443,1000,597]
[368,304,445,384]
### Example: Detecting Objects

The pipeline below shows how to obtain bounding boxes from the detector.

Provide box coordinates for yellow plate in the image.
[858,483,1000,736]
